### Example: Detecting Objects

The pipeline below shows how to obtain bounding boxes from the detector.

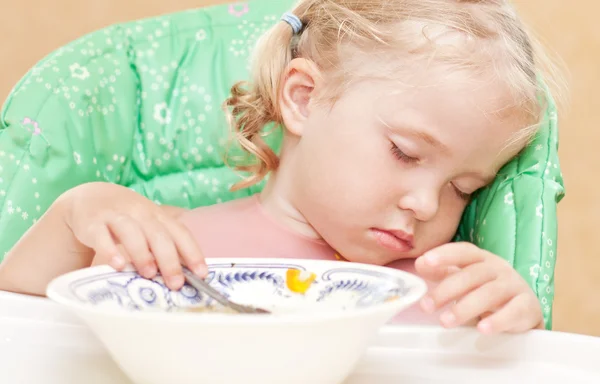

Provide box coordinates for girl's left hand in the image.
[415,242,544,334]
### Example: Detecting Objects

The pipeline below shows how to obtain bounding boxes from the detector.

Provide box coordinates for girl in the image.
[0,0,559,334]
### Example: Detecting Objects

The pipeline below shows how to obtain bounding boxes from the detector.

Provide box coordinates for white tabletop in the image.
[1,291,599,384]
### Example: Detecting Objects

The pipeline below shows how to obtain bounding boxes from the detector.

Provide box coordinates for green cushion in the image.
[0,0,563,329]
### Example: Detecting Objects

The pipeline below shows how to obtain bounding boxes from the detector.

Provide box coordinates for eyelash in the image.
[452,185,472,202]
[390,142,418,164]
[390,142,472,202]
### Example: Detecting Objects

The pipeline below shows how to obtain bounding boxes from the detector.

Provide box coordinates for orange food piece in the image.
[334,253,349,261]
[286,269,316,294]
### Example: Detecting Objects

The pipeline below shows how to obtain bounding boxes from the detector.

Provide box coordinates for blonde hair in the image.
[224,0,564,190]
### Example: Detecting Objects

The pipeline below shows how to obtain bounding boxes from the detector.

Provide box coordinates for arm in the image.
[0,192,92,296]
[0,182,199,296]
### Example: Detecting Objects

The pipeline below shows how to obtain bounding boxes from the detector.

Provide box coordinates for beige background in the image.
[1,1,598,336]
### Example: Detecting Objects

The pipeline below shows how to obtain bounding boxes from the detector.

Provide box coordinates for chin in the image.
[342,248,400,266]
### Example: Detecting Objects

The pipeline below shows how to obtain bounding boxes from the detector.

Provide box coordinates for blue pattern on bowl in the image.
[67,262,414,313]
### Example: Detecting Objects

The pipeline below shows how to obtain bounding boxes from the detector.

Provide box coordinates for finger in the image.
[415,246,482,282]
[107,215,156,279]
[92,245,131,268]
[115,244,133,265]
[141,219,185,290]
[415,256,460,282]
[424,242,488,266]
[439,280,516,329]
[159,217,207,278]
[88,223,125,269]
[425,261,498,311]
[477,294,543,334]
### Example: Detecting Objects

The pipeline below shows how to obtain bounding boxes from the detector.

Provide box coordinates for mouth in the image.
[370,228,414,253]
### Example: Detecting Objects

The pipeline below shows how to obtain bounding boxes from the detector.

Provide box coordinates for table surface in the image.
[1,291,600,384]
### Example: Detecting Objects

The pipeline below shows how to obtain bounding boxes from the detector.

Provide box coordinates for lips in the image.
[370,228,414,253]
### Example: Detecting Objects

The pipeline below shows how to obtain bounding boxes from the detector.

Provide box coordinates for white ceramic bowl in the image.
[47,258,427,384]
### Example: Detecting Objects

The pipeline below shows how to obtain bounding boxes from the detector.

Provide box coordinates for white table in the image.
[1,291,599,383]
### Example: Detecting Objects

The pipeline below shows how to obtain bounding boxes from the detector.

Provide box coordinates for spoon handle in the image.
[181,268,267,314]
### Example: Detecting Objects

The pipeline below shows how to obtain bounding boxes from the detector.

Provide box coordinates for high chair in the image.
[0,0,564,328]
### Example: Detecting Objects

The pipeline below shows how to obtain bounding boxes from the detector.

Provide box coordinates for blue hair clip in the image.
[281,12,303,34]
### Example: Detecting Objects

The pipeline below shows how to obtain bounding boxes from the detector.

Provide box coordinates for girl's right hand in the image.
[64,182,207,290]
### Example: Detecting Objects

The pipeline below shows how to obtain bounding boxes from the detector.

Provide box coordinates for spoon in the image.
[181,268,270,314]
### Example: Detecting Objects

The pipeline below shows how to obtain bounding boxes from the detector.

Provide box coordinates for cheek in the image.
[302,148,386,210]
[439,192,468,231]
[330,145,396,206]
[417,193,467,251]
[297,126,394,217]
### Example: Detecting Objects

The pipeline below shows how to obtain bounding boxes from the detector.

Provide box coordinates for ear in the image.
[279,58,322,137]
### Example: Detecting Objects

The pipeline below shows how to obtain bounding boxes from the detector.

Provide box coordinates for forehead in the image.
[373,71,529,165]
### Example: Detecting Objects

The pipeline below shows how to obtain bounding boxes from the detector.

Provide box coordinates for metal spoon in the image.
[181,268,270,314]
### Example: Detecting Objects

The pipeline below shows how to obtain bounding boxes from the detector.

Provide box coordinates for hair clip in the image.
[281,12,303,34]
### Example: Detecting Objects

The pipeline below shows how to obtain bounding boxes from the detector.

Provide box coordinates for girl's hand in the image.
[65,182,207,290]
[415,242,544,334]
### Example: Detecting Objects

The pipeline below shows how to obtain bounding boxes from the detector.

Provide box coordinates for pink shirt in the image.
[179,195,442,325]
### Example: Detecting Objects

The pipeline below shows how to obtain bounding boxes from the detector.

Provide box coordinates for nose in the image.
[398,188,440,222]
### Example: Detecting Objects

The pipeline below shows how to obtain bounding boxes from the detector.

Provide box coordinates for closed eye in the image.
[452,184,472,202]
[390,142,419,164]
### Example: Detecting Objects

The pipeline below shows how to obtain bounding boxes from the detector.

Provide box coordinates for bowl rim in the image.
[46,258,428,325]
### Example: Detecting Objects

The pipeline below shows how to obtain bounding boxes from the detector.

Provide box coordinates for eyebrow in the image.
[398,123,451,155]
